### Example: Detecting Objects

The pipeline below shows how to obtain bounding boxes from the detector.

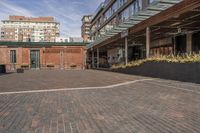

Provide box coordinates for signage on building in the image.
[121,30,129,38]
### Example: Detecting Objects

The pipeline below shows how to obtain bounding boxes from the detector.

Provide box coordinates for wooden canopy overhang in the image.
[88,0,200,51]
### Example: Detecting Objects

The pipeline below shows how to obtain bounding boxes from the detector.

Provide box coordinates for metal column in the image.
[92,50,95,68]
[146,27,150,58]
[173,35,176,55]
[125,37,128,65]
[97,48,99,68]
[186,33,192,53]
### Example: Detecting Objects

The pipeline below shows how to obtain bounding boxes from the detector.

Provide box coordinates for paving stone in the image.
[0,70,199,133]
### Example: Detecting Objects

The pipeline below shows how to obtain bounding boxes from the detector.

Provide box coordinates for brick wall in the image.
[0,45,85,71]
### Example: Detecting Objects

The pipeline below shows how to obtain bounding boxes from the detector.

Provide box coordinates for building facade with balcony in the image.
[87,0,200,68]
[1,16,60,42]
[81,15,92,42]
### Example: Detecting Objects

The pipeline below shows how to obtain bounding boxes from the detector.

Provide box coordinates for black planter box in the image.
[17,68,24,73]
[110,62,200,84]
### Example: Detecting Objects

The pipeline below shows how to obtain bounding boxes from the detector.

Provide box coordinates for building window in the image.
[119,7,130,23]
[111,1,118,14]
[133,0,142,14]
[118,0,127,8]
[148,0,155,4]
[10,50,16,63]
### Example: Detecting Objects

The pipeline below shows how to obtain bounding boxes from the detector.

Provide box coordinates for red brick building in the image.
[0,42,87,72]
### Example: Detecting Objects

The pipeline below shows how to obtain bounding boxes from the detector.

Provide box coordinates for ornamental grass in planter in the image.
[112,53,200,69]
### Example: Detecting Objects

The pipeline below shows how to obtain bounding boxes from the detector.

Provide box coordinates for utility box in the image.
[17,68,24,73]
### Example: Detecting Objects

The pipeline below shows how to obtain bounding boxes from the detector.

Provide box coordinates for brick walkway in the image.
[0,70,144,92]
[0,70,199,133]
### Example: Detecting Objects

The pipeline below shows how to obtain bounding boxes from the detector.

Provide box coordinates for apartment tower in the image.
[81,15,92,42]
[1,16,60,42]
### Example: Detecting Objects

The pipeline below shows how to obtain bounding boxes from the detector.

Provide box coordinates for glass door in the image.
[30,50,40,69]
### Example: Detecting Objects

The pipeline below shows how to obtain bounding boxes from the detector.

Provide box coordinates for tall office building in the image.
[81,15,92,42]
[0,16,60,42]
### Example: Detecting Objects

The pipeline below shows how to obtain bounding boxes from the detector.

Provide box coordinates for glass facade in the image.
[148,0,155,4]
[119,0,142,23]
[104,0,127,22]
[104,17,117,33]
[91,0,152,41]
[119,7,129,23]
[118,0,128,7]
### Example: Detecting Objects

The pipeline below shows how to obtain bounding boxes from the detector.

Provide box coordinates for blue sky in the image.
[0,0,104,37]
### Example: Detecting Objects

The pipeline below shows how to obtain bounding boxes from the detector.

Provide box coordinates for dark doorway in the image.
[175,35,186,54]
[192,32,200,53]
[129,46,144,60]
[30,50,40,69]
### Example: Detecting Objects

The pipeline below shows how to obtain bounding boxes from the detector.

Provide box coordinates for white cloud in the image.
[0,0,35,20]
[0,0,104,37]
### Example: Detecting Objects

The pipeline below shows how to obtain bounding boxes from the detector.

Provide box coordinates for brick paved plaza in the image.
[0,70,200,133]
